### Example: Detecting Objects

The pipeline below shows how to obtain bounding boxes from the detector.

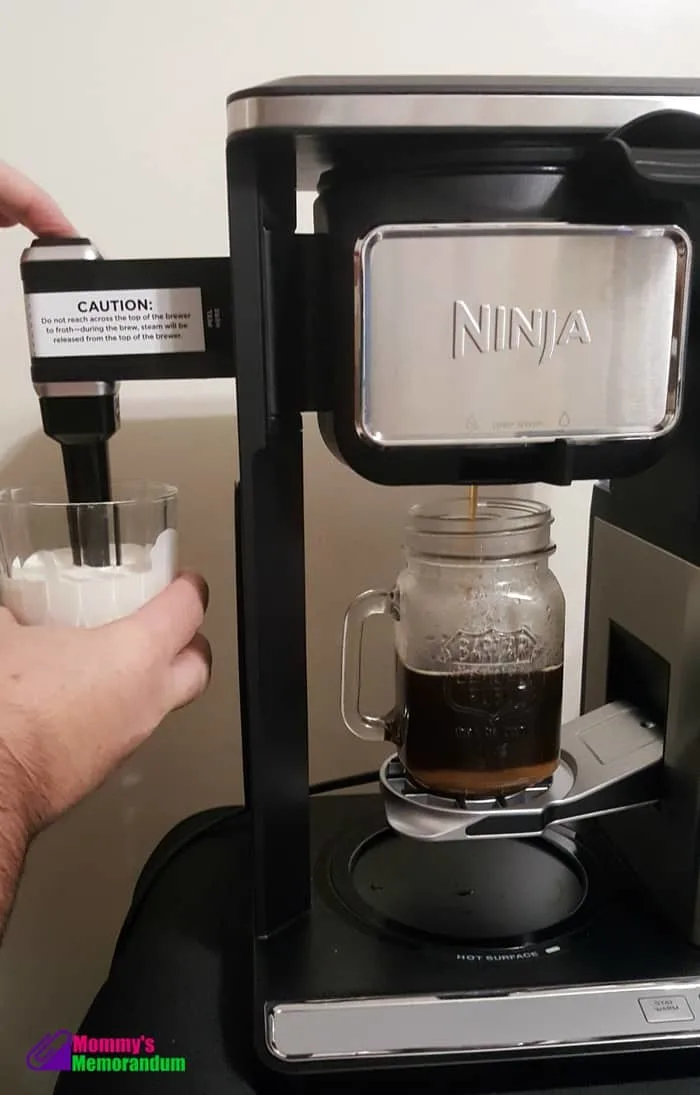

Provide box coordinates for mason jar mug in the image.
[341,497,566,797]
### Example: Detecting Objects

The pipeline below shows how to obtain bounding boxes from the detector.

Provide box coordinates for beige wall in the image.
[1,0,699,1089]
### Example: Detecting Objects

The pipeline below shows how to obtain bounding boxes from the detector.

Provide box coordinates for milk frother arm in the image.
[20,239,235,382]
[20,238,235,565]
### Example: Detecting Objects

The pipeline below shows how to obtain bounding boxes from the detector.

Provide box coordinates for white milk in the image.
[0,528,177,627]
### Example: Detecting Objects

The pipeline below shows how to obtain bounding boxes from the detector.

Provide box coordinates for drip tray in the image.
[344,828,588,945]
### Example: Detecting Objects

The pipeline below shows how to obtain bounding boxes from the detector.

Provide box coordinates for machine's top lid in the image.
[227,75,700,140]
[228,74,700,101]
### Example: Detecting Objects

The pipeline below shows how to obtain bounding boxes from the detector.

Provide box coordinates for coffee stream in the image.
[468,483,478,521]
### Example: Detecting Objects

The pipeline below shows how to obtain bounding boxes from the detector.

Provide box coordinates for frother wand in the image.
[37,382,120,567]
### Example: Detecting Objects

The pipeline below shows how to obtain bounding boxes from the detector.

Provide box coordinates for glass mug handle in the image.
[341,589,397,742]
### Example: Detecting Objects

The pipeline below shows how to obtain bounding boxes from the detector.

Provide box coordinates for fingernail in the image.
[176,570,209,613]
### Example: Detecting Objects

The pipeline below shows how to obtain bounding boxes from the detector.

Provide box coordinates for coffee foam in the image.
[400,662,564,677]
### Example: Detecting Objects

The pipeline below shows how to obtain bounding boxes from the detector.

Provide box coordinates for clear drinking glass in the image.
[0,481,177,627]
[341,497,566,797]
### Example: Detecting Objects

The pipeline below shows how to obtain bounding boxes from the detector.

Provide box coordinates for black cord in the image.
[310,770,378,795]
[111,771,379,959]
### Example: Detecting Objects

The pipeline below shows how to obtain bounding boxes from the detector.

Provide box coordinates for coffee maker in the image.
[18,77,700,1091]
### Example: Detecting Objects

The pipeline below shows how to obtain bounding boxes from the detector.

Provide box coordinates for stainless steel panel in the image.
[583,519,700,944]
[227,92,700,140]
[354,223,689,448]
[21,242,101,264]
[33,382,116,398]
[267,979,700,1060]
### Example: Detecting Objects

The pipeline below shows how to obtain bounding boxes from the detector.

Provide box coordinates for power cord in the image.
[309,770,379,795]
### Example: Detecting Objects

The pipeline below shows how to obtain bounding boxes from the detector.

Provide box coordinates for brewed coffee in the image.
[395,662,563,796]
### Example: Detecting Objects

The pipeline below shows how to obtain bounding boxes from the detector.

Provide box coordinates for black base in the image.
[55,794,700,1093]
[255,794,700,1087]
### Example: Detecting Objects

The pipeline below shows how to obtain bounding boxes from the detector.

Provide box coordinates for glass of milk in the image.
[0,481,177,627]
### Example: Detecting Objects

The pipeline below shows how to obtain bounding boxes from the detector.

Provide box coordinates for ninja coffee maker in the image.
[18,77,700,1091]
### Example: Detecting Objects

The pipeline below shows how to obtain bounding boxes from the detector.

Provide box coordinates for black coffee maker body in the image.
[19,78,700,1090]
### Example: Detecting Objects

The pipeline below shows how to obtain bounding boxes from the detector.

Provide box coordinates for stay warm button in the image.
[639,996,694,1023]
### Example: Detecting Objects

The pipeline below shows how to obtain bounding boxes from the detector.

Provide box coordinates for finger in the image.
[125,572,209,663]
[165,632,212,711]
[0,161,77,237]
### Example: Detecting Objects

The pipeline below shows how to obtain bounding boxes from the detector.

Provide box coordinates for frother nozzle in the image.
[37,384,121,567]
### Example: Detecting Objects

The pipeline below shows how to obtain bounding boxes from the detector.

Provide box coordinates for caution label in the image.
[25,288,206,357]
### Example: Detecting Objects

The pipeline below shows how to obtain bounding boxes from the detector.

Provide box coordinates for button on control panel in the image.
[639,996,695,1023]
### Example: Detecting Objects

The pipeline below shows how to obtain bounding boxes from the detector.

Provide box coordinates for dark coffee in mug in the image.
[394,661,563,796]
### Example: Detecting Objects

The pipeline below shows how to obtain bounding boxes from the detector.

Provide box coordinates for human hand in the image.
[0,160,76,236]
[0,572,211,840]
